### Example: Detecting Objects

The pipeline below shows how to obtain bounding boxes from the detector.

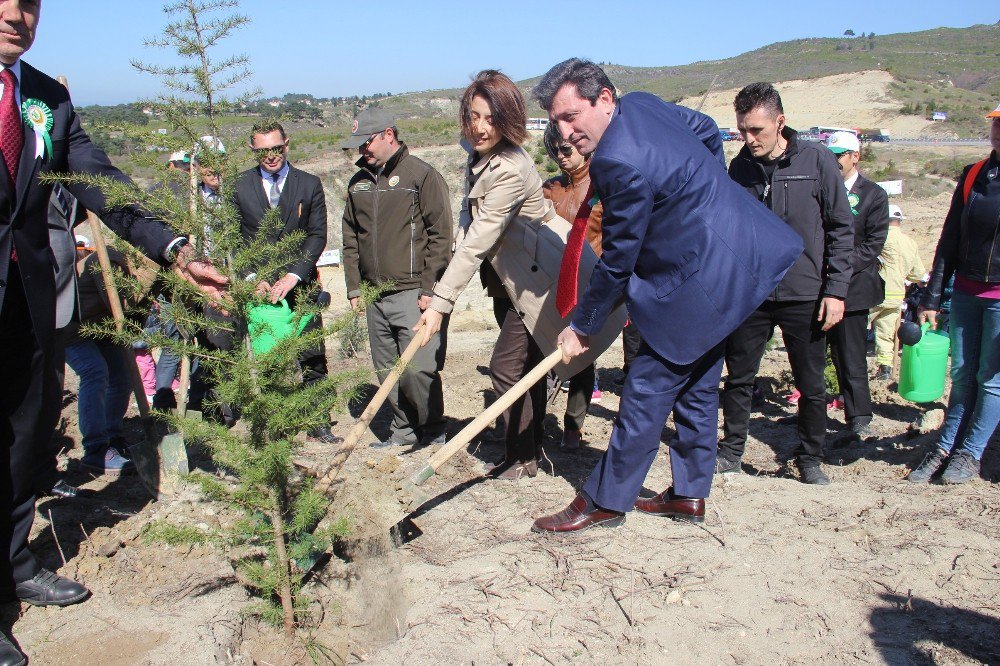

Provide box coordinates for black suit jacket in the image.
[0,60,176,353]
[234,164,327,284]
[843,174,890,310]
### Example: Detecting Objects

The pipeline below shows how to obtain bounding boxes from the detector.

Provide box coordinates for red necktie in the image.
[1,68,22,189]
[555,183,595,318]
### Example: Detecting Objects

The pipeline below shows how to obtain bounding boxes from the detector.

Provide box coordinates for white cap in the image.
[826,131,860,154]
[197,135,226,155]
[168,151,190,164]
[888,204,906,221]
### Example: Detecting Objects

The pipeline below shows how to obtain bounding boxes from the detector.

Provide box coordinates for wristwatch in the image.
[165,237,189,265]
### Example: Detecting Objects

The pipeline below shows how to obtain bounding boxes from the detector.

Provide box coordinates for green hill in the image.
[385,22,999,138]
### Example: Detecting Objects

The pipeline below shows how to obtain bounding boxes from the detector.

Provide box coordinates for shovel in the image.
[410,345,564,487]
[314,328,424,496]
[292,326,423,571]
[85,211,191,497]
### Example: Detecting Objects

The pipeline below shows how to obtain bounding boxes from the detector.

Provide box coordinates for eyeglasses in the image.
[252,143,286,159]
[360,131,383,151]
[556,144,574,157]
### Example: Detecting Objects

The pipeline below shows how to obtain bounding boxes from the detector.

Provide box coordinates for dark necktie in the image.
[555,182,595,318]
[1,68,21,190]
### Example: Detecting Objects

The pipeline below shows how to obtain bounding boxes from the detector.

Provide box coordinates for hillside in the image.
[385,22,1000,138]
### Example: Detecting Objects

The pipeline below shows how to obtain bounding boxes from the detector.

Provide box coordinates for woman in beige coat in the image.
[417,70,559,480]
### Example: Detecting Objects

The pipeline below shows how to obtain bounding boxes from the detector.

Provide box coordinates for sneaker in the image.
[797,462,830,485]
[560,429,582,451]
[827,395,844,410]
[559,380,570,393]
[785,389,801,405]
[422,431,447,446]
[875,365,892,382]
[940,451,980,485]
[81,447,135,477]
[591,389,603,402]
[907,448,948,483]
[715,455,741,475]
[308,425,344,445]
[370,436,416,449]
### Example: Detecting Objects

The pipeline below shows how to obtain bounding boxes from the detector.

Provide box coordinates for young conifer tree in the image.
[56,0,362,635]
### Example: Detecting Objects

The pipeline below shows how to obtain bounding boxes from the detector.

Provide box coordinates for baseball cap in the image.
[986,102,1000,119]
[888,204,906,221]
[826,131,860,154]
[168,150,191,165]
[194,135,226,163]
[341,108,397,150]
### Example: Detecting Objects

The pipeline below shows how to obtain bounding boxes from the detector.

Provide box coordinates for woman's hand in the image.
[415,308,444,347]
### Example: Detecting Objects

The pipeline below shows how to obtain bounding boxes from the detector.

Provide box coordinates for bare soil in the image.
[13,82,1000,664]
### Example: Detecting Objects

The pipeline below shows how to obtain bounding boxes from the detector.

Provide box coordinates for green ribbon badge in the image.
[21,98,53,160]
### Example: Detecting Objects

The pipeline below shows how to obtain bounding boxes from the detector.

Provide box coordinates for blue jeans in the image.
[937,291,1000,460]
[65,340,131,456]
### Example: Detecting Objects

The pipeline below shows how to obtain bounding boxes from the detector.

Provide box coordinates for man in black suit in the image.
[0,2,227,662]
[234,120,339,443]
[824,131,889,443]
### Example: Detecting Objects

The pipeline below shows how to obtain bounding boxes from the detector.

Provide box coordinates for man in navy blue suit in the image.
[530,59,804,534]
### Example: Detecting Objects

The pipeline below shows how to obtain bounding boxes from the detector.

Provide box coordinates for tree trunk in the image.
[269,496,296,636]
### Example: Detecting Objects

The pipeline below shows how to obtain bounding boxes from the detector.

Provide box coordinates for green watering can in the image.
[246,299,313,355]
[898,322,950,403]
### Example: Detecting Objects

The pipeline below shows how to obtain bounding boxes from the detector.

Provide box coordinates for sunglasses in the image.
[360,131,384,151]
[556,144,574,157]
[252,143,285,159]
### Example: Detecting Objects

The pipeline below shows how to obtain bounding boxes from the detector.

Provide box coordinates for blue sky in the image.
[27,2,999,106]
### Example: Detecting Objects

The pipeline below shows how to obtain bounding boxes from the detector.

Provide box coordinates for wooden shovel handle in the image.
[411,345,563,486]
[315,326,425,494]
[87,211,151,420]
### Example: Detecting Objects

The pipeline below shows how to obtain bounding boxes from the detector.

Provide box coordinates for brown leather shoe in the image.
[634,488,705,523]
[531,493,625,534]
[485,459,538,480]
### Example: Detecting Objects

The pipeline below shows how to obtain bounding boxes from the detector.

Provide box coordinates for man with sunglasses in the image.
[234,120,339,443]
[341,108,453,449]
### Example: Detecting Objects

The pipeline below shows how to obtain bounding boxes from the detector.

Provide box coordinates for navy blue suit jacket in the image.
[571,93,804,365]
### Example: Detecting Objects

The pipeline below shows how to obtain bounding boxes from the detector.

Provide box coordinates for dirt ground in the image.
[11,97,999,663]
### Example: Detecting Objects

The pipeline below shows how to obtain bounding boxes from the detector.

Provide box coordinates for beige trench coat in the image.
[430,142,626,380]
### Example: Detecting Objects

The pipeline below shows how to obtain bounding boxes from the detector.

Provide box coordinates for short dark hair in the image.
[460,70,527,146]
[533,58,618,111]
[250,119,287,143]
[734,83,783,116]
[542,122,564,161]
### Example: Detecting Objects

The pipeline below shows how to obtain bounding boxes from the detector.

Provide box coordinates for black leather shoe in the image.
[45,480,79,499]
[16,569,90,607]
[307,425,344,445]
[0,632,25,666]
[797,463,830,486]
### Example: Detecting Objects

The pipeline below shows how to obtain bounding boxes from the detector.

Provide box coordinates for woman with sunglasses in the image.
[540,124,604,451]
[416,70,561,480]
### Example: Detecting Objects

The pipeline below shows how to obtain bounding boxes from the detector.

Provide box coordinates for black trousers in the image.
[490,299,545,463]
[0,265,61,593]
[827,309,873,428]
[564,362,595,432]
[622,318,642,374]
[719,300,827,467]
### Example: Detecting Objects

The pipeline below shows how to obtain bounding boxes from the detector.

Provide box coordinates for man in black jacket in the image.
[341,109,452,448]
[0,3,227,662]
[234,120,339,443]
[717,83,854,485]
[824,131,889,443]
